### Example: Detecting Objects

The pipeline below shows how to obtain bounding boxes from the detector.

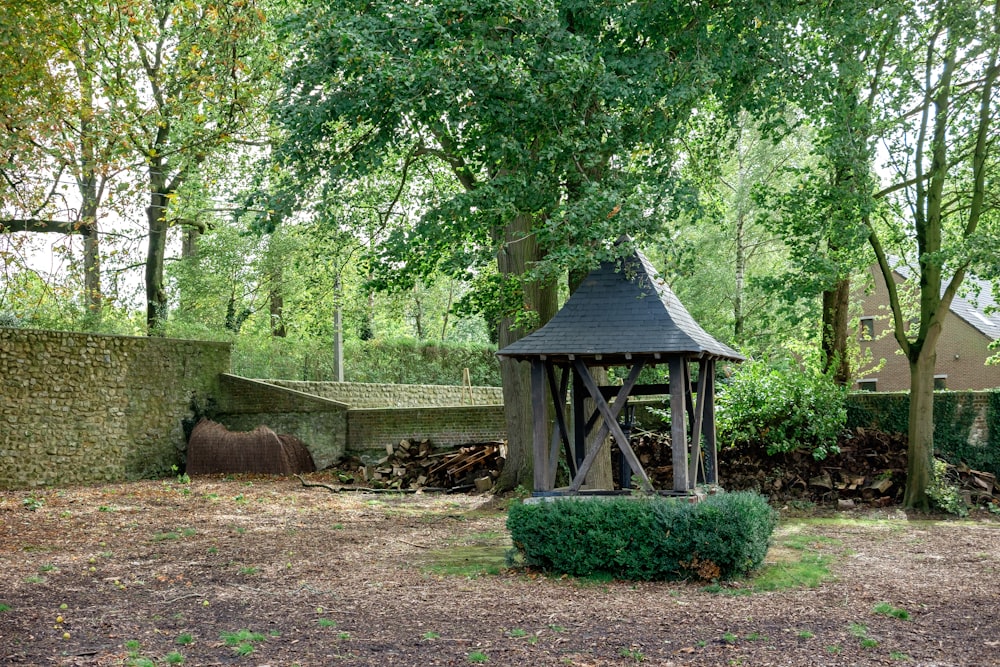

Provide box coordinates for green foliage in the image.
[873,602,910,620]
[0,311,21,328]
[847,391,1000,478]
[231,336,500,385]
[507,492,777,581]
[717,359,846,459]
[927,459,969,517]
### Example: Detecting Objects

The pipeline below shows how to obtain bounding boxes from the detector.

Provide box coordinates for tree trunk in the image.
[269,264,286,338]
[903,347,936,510]
[495,213,557,492]
[145,179,169,334]
[821,277,851,385]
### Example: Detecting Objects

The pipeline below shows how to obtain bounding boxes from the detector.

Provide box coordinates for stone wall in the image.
[0,327,229,489]
[268,381,504,408]
[216,377,505,463]
[213,375,348,470]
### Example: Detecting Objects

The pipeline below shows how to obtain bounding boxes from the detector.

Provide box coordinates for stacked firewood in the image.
[356,439,506,491]
[624,426,1000,508]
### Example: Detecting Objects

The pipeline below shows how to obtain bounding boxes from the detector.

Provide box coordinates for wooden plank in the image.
[669,356,689,492]
[569,360,652,493]
[531,359,550,491]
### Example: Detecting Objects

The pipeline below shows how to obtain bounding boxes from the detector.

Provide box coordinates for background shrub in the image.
[507,491,777,581]
[231,336,500,385]
[717,359,846,460]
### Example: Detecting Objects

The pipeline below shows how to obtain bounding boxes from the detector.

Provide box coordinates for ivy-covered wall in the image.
[847,390,1000,476]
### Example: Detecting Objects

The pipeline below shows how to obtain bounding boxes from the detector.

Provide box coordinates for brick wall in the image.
[347,406,507,461]
[268,381,503,408]
[0,327,229,489]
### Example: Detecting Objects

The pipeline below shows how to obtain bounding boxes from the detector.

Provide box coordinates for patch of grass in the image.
[221,628,265,656]
[849,622,879,649]
[152,531,181,542]
[797,630,814,639]
[745,632,767,641]
[318,618,337,628]
[750,553,833,592]
[38,564,57,573]
[175,633,193,645]
[700,583,753,596]
[890,651,911,661]
[25,575,44,584]
[422,545,508,578]
[337,631,351,640]
[508,628,528,638]
[873,602,910,620]
[422,631,441,640]
[619,647,645,662]
[826,644,842,654]
[164,651,185,664]
[0,603,10,612]
[238,566,258,575]
[468,650,489,663]
[722,632,738,644]
[548,624,565,633]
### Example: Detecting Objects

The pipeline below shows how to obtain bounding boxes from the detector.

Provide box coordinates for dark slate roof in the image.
[497,249,744,362]
[892,265,1000,340]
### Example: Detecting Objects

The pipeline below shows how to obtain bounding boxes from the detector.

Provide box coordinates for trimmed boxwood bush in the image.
[507,491,777,581]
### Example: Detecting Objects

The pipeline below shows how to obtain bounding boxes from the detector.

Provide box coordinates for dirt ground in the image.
[2,474,999,667]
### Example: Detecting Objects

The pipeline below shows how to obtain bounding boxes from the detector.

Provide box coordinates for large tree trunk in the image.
[903,347,936,510]
[821,277,851,385]
[495,213,557,492]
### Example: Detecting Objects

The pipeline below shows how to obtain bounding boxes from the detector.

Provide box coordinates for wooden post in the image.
[669,356,688,492]
[531,359,550,491]
[703,359,719,485]
[546,364,574,480]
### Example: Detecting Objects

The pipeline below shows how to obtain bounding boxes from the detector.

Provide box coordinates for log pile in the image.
[622,426,1000,509]
[354,439,507,492]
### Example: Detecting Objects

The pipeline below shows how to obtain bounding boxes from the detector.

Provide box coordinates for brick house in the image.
[856,264,1000,391]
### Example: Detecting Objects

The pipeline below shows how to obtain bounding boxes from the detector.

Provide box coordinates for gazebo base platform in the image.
[525,485,723,505]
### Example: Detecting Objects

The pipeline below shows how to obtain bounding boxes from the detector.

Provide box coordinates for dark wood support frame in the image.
[529,355,721,496]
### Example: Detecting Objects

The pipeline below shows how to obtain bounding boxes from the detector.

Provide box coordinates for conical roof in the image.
[497,248,744,363]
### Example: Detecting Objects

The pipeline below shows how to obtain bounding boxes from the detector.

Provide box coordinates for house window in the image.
[857,379,877,392]
[934,375,947,390]
[859,317,875,340]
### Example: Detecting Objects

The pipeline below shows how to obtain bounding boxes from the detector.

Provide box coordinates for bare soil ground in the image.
[2,475,999,667]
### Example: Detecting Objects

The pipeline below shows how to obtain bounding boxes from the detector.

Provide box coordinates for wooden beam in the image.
[669,356,689,492]
[688,359,709,484]
[569,360,652,493]
[545,363,573,482]
[530,359,550,491]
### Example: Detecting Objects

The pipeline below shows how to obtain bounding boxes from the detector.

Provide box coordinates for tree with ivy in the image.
[272,0,797,490]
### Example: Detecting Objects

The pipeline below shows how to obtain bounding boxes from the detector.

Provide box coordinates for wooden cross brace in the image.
[568,359,654,493]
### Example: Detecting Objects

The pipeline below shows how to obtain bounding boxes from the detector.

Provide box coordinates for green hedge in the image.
[231,337,501,386]
[847,390,1000,477]
[507,492,777,581]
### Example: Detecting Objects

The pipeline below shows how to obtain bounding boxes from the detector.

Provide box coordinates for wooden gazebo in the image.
[497,247,744,497]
